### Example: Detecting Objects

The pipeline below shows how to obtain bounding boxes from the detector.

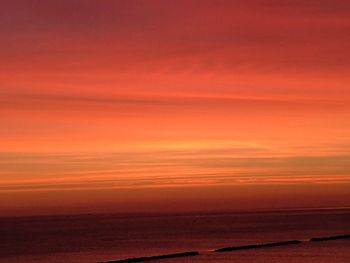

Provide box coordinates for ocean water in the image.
[0,208,349,262]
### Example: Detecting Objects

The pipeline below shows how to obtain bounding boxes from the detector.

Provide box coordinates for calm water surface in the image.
[0,208,349,262]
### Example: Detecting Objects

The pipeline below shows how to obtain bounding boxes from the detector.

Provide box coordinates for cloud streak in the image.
[1,144,349,192]
[0,1,349,214]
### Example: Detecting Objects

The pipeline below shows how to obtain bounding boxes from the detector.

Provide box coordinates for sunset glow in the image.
[1,0,350,215]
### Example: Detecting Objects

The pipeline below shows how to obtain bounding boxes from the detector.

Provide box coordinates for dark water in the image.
[0,208,349,262]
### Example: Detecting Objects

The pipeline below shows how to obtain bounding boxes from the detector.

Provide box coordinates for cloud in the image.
[0,1,349,214]
[1,0,350,75]
[1,145,349,192]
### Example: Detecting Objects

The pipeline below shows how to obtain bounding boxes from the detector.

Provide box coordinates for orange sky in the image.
[1,0,350,216]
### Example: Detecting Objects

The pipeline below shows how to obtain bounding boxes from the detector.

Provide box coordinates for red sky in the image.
[1,0,350,216]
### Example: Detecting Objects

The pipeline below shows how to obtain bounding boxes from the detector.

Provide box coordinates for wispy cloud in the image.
[0,1,350,214]
[1,142,349,192]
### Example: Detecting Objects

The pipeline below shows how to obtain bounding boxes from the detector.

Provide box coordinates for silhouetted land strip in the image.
[99,251,199,263]
[310,234,350,242]
[214,240,301,252]
[99,234,350,262]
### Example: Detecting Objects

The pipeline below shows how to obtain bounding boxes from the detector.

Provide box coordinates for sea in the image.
[0,208,349,262]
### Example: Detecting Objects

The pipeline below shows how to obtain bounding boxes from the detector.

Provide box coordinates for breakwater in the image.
[99,251,199,263]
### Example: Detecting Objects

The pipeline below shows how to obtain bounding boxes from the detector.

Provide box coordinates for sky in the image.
[1,0,350,216]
